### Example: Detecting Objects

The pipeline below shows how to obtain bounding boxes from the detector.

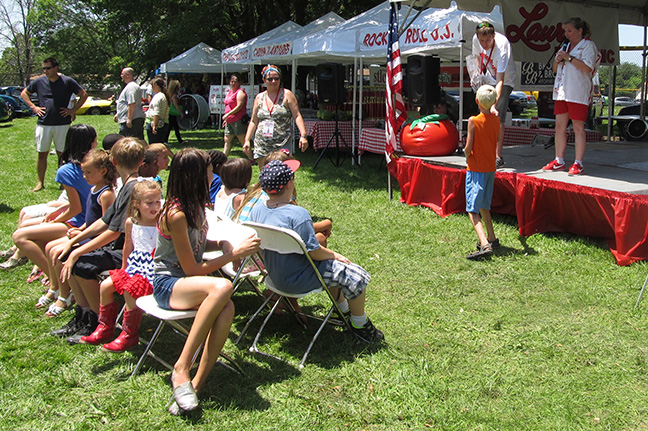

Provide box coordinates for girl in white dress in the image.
[79,180,162,352]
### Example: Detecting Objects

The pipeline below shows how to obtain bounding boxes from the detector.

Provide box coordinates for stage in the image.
[388,140,648,266]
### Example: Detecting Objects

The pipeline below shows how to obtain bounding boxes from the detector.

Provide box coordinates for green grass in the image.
[0,115,647,430]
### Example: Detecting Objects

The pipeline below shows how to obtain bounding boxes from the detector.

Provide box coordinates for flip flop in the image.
[27,268,44,283]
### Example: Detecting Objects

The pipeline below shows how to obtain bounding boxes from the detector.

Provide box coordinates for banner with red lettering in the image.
[502,0,618,66]
[360,16,462,52]
[252,42,292,60]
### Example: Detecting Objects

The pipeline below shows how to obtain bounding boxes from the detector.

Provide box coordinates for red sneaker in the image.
[568,163,584,175]
[542,159,566,171]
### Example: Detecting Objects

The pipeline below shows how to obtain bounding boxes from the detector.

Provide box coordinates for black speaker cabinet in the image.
[317,63,346,105]
[407,55,441,106]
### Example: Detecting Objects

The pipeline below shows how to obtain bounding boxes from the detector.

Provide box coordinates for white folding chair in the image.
[204,211,266,294]
[132,295,242,378]
[235,221,351,369]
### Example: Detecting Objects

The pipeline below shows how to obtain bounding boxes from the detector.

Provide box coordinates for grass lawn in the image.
[0,115,647,430]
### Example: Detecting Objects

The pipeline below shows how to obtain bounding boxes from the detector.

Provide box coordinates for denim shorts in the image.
[153,274,181,310]
[465,170,495,213]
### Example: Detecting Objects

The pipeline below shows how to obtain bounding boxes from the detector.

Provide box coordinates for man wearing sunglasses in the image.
[472,22,516,169]
[21,57,88,191]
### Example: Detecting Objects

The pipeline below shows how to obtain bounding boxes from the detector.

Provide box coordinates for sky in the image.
[619,24,647,66]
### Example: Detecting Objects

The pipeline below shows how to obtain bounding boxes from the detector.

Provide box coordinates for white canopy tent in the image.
[221,21,303,64]
[160,42,245,74]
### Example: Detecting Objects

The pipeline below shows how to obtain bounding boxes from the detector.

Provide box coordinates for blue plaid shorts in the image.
[319,259,371,300]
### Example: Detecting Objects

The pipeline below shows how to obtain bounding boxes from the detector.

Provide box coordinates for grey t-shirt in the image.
[116,81,145,123]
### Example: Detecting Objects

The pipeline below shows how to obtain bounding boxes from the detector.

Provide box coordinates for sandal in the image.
[0,256,27,270]
[46,294,74,317]
[0,247,15,259]
[26,267,44,283]
[466,243,493,260]
[35,289,58,308]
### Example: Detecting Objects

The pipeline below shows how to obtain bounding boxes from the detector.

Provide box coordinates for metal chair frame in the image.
[132,295,243,378]
[236,221,351,369]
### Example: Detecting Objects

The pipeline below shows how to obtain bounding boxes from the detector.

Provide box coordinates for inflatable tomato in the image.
[400,114,459,156]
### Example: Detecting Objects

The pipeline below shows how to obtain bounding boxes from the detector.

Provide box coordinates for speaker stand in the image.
[313,105,358,169]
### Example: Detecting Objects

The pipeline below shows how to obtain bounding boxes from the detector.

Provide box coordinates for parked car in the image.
[76,96,115,115]
[0,99,12,122]
[0,94,32,117]
[1,86,40,106]
[614,96,638,106]
[509,91,531,116]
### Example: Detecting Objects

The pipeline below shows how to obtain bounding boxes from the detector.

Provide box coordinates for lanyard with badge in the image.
[262,89,281,138]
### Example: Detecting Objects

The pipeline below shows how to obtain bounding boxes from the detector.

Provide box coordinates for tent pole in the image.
[458,40,465,142]
[359,57,364,166]
[352,57,358,165]
[292,58,297,154]
[641,15,647,121]
[607,65,613,141]
[220,63,224,128]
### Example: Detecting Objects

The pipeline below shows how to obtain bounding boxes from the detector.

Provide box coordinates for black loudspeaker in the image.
[407,55,441,106]
[317,63,346,105]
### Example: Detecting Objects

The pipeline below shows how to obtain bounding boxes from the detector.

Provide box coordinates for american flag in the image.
[385,1,406,164]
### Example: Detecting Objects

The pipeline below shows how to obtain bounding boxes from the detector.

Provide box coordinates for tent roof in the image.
[412,0,648,26]
[160,42,245,73]
[291,2,392,62]
[222,21,302,63]
[252,12,346,63]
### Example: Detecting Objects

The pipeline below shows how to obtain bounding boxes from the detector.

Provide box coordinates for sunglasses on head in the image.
[476,22,494,30]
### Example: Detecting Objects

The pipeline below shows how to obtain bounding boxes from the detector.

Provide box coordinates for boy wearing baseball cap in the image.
[249,160,384,343]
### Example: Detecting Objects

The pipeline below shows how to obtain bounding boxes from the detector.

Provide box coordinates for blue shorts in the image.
[465,170,495,213]
[153,274,181,310]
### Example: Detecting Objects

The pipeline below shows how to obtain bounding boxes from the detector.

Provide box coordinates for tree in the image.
[0,0,39,86]
[24,0,383,90]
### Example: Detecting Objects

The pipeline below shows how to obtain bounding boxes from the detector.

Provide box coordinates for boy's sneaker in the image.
[568,163,584,176]
[66,311,98,345]
[351,318,384,343]
[496,157,504,169]
[50,305,84,337]
[541,159,565,171]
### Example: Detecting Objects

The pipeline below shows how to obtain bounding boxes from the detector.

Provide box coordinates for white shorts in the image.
[21,203,58,219]
[35,124,70,153]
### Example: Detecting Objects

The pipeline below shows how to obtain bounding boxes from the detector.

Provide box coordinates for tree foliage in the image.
[3,0,381,88]
[0,0,40,86]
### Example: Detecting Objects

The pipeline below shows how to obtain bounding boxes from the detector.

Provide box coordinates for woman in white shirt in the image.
[543,17,600,176]
[146,77,170,144]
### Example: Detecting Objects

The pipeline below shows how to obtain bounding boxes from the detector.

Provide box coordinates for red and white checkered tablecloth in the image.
[358,128,402,154]
[303,120,374,151]
[502,126,603,146]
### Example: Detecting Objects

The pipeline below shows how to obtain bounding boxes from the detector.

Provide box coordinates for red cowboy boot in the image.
[102,308,142,353]
[80,302,118,345]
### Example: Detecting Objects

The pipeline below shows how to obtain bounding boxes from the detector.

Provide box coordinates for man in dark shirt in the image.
[21,57,88,191]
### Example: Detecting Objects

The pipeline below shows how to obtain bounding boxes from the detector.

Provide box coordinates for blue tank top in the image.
[85,185,111,227]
